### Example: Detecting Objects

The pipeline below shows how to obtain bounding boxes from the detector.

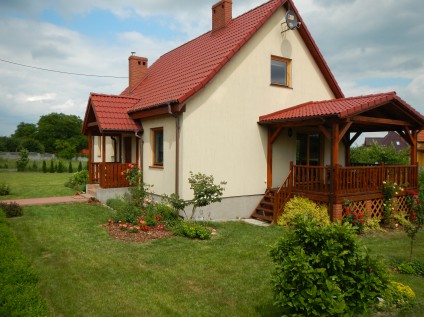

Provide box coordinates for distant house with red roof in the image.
[363,131,409,151]
[82,0,424,222]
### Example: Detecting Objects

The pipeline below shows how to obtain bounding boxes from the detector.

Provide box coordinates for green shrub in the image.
[77,161,83,172]
[396,260,424,276]
[270,219,389,316]
[111,201,142,224]
[173,222,212,240]
[49,160,55,173]
[42,160,47,173]
[106,198,126,211]
[0,202,23,218]
[0,210,49,316]
[65,170,88,191]
[278,196,330,227]
[378,281,416,310]
[0,183,11,196]
[57,161,65,173]
[68,161,73,173]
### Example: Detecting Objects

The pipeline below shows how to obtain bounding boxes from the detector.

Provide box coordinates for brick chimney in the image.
[212,0,232,32]
[128,55,148,93]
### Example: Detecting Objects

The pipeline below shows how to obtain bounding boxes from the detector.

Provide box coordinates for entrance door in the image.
[124,137,132,163]
[296,133,321,166]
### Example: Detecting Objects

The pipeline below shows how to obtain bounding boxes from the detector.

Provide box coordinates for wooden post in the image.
[88,130,93,183]
[411,130,418,165]
[267,128,273,189]
[101,135,106,187]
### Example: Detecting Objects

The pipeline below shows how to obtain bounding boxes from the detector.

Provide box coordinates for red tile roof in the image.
[259,92,424,123]
[84,93,141,133]
[124,0,343,114]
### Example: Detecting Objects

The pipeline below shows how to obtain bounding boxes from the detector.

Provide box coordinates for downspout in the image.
[134,130,143,170]
[168,103,180,196]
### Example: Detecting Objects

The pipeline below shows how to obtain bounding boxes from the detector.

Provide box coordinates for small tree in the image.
[57,161,65,173]
[68,161,73,173]
[16,148,29,172]
[42,160,47,173]
[166,172,226,220]
[77,161,82,172]
[49,160,55,173]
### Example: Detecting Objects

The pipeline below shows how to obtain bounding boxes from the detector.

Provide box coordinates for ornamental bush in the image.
[0,183,11,196]
[270,218,389,316]
[277,196,330,227]
[0,202,23,218]
[65,169,88,191]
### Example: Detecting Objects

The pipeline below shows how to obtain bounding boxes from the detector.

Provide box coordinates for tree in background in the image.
[37,113,87,154]
[350,142,409,165]
[16,149,29,172]
[11,123,44,153]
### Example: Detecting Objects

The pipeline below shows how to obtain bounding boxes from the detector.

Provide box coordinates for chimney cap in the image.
[131,51,136,56]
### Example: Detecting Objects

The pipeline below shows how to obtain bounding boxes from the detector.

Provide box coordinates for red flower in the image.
[140,225,150,232]
[154,215,163,221]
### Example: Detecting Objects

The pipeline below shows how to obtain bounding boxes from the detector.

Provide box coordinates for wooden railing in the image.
[290,163,418,197]
[273,163,294,223]
[89,163,131,188]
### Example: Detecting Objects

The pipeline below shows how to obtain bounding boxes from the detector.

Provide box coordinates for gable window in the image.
[271,55,291,87]
[152,128,164,167]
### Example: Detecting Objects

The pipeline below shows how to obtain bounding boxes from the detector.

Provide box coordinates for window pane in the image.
[271,59,287,85]
[154,130,163,165]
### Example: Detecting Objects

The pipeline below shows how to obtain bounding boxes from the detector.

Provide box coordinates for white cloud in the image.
[0,0,423,137]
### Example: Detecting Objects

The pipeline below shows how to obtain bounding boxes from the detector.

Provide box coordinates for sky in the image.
[0,0,423,138]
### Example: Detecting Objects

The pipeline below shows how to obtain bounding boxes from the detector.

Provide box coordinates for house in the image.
[82,0,424,222]
[363,131,409,151]
[417,131,424,166]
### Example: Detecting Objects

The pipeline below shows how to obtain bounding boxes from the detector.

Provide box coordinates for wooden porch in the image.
[89,163,131,188]
[251,162,418,223]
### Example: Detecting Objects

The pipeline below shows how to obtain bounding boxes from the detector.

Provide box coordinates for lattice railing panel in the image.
[370,199,384,219]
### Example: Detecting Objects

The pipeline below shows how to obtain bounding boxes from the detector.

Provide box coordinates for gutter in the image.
[134,130,143,172]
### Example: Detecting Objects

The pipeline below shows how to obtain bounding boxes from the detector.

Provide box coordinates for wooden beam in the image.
[130,104,185,120]
[349,132,362,146]
[87,122,99,128]
[270,127,284,144]
[318,125,331,141]
[338,122,352,143]
[352,115,411,126]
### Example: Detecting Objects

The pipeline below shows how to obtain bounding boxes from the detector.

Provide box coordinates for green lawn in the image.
[0,171,75,199]
[7,203,424,316]
[9,204,284,316]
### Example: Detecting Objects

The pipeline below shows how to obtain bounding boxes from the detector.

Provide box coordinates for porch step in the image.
[250,189,277,222]
[85,184,99,198]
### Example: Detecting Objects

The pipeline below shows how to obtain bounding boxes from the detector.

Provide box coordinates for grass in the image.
[7,202,424,316]
[0,210,49,316]
[0,171,75,199]
[360,231,424,316]
[9,204,284,316]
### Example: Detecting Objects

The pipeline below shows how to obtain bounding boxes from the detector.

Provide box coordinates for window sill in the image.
[149,165,164,169]
[270,83,292,89]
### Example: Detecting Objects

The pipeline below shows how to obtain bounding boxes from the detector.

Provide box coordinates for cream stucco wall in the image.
[141,116,177,196]
[175,7,337,201]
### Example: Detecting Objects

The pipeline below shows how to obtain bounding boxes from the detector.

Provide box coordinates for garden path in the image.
[1,195,89,206]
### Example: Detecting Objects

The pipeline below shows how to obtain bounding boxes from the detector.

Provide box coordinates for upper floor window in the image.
[271,55,291,87]
[152,128,163,167]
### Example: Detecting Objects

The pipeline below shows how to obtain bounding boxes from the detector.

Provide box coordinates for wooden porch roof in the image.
[259,92,424,132]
